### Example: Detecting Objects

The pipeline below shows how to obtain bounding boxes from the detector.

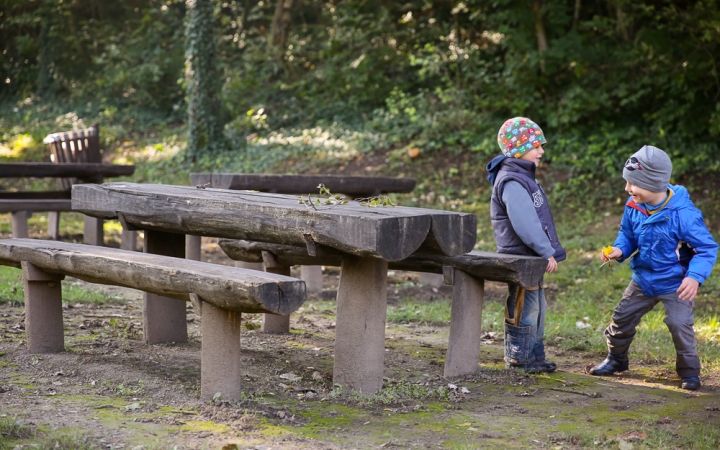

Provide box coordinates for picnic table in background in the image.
[188,172,418,294]
[0,162,134,242]
[72,182,474,393]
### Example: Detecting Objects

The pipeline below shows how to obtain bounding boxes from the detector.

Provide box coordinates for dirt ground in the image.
[1,239,719,449]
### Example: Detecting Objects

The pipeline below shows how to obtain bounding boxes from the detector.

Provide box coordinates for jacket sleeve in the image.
[679,210,719,284]
[502,181,555,259]
[614,208,638,263]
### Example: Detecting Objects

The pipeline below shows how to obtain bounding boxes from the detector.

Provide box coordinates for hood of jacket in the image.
[486,155,509,185]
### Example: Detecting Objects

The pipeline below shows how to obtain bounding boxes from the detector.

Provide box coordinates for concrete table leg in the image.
[48,212,61,240]
[200,300,243,402]
[262,265,292,333]
[121,229,137,251]
[443,268,484,378]
[143,230,188,344]
[333,254,388,393]
[301,265,323,294]
[420,272,444,288]
[83,215,104,246]
[11,211,30,238]
[186,235,202,261]
[22,261,66,354]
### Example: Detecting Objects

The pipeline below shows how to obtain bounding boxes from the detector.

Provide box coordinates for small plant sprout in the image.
[354,195,396,208]
[297,183,349,209]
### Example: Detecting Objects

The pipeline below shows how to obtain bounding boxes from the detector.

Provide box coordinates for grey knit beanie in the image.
[622,145,672,192]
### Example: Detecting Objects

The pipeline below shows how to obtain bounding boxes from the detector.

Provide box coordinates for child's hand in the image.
[601,246,622,263]
[546,256,558,274]
[677,277,700,301]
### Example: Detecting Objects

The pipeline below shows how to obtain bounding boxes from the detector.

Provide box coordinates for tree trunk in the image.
[271,0,298,50]
[532,0,548,54]
[185,0,226,161]
[616,5,630,42]
[572,0,581,30]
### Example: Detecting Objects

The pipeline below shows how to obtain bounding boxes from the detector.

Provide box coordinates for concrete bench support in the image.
[121,229,138,251]
[48,211,61,240]
[185,235,201,260]
[200,300,243,401]
[442,267,484,378]
[186,235,202,261]
[22,261,66,354]
[301,265,323,294]
[143,230,188,344]
[420,272,444,288]
[261,252,291,333]
[83,216,104,246]
[12,211,30,238]
[333,255,388,393]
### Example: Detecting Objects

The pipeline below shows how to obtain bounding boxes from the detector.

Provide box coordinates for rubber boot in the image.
[588,353,629,376]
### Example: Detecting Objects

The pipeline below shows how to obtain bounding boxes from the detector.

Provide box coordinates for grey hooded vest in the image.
[490,158,566,261]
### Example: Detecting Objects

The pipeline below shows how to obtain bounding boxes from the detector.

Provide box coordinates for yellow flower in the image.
[602,246,613,257]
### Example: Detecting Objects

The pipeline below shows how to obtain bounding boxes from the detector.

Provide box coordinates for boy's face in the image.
[519,145,545,166]
[625,181,666,205]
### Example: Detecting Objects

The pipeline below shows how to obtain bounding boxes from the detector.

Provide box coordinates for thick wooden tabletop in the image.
[72,182,476,261]
[189,173,416,197]
[0,162,135,179]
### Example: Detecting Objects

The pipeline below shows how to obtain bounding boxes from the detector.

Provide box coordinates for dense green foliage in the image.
[2,0,719,184]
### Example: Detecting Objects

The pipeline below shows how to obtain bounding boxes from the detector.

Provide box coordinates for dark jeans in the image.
[505,285,546,365]
[604,280,700,378]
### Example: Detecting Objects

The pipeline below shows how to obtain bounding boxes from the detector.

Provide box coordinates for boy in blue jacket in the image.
[589,145,718,390]
[487,117,566,373]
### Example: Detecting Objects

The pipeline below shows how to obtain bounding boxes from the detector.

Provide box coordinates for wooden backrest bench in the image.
[0,238,306,401]
[218,239,546,378]
[1,123,134,245]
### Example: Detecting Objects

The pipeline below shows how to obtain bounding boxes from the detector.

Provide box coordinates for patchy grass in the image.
[0,265,120,306]
[0,415,34,448]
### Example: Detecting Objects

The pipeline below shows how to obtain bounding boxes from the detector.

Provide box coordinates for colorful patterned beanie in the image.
[496,117,547,158]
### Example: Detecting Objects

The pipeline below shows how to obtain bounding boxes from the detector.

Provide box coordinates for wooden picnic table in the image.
[72,182,475,393]
[187,173,418,294]
[0,162,135,243]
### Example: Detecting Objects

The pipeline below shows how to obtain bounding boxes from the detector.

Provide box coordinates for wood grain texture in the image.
[0,239,305,314]
[72,183,475,261]
[190,173,416,196]
[219,239,546,288]
[0,163,134,179]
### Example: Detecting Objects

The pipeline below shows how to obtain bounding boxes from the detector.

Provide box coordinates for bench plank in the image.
[218,239,546,288]
[0,191,71,200]
[0,163,135,179]
[72,183,476,261]
[0,239,305,314]
[0,200,72,213]
[189,173,416,197]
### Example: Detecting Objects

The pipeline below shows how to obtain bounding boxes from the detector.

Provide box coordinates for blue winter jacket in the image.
[615,185,718,296]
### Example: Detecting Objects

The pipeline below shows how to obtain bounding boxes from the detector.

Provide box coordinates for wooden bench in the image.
[218,239,546,378]
[0,238,306,401]
[187,173,418,294]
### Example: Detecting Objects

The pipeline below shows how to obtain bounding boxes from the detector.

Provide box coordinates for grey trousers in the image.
[604,280,700,378]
